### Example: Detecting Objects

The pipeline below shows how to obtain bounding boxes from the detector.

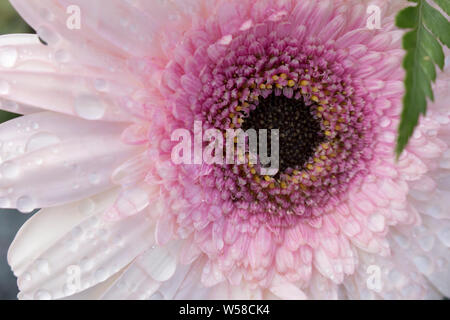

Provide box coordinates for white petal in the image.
[0,112,140,210]
[8,188,118,277]
[11,206,155,300]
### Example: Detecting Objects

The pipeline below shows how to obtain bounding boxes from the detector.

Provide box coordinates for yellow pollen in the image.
[293,170,300,175]
[276,83,283,89]
[250,168,256,175]
[300,184,307,191]
[312,87,319,92]
[266,84,273,89]
[287,80,296,87]
[281,182,287,189]
[229,113,235,119]
[307,164,314,170]
[311,95,319,103]
[254,176,260,183]
[325,130,332,136]
[264,175,271,182]
[335,125,342,131]
[235,106,243,112]
[280,73,287,80]
[300,80,309,86]
[272,75,279,81]
[269,183,276,189]
[317,106,324,112]
[323,120,330,126]
[259,84,267,90]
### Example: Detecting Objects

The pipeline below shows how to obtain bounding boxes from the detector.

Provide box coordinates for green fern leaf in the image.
[395,0,450,158]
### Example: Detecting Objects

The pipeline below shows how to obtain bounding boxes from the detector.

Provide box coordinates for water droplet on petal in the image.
[94,79,109,92]
[0,47,18,68]
[26,132,61,153]
[35,259,50,274]
[74,95,106,120]
[1,161,20,179]
[17,195,35,213]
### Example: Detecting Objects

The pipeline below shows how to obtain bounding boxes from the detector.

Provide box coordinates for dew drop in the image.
[35,259,50,274]
[1,161,20,179]
[26,132,61,153]
[94,79,109,92]
[17,195,36,213]
[0,47,18,68]
[74,95,106,120]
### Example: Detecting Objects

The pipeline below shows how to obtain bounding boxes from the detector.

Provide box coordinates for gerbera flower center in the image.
[163,15,379,222]
[241,93,324,174]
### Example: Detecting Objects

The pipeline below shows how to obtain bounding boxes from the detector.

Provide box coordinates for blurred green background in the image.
[0,0,33,300]
[0,0,32,124]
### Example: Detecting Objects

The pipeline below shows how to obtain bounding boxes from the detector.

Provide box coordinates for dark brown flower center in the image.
[241,94,324,174]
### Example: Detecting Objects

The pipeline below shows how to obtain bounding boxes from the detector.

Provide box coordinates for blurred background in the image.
[0,0,34,300]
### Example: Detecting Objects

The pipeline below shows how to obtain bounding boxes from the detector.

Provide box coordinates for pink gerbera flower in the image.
[0,0,449,300]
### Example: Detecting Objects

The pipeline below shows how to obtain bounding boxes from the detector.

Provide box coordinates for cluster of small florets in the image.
[188,22,377,220]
